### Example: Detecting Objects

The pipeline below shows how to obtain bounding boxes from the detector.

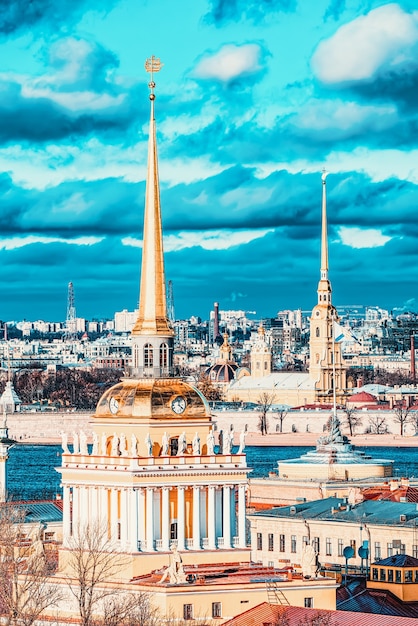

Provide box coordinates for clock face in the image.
[171,396,187,415]
[109,397,119,415]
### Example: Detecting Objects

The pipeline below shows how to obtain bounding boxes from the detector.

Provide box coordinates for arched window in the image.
[133,345,140,368]
[316,327,320,337]
[144,343,153,368]
[316,353,320,364]
[160,343,169,368]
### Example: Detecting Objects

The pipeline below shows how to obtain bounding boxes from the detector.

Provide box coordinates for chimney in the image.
[214,302,219,342]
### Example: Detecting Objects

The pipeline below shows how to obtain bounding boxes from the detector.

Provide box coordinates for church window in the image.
[160,343,169,368]
[144,344,153,368]
[183,604,193,620]
[315,327,320,337]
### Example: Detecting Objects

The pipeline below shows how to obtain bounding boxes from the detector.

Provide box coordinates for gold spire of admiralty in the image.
[131,57,174,378]
[317,169,332,305]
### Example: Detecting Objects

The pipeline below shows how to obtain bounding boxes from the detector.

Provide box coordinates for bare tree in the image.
[297,611,335,626]
[367,414,388,435]
[257,392,276,436]
[92,593,160,626]
[342,406,362,436]
[0,506,61,626]
[273,408,288,433]
[393,403,411,436]
[196,373,223,402]
[65,522,129,626]
[409,410,418,435]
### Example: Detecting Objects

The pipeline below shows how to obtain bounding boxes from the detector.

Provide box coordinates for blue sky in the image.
[1,0,418,322]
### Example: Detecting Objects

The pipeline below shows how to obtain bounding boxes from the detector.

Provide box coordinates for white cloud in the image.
[194,44,262,82]
[122,229,273,252]
[312,4,418,83]
[0,236,103,250]
[337,227,392,249]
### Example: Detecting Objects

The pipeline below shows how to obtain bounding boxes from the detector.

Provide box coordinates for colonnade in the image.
[63,481,247,552]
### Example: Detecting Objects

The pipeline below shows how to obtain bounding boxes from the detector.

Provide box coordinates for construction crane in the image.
[64,282,77,341]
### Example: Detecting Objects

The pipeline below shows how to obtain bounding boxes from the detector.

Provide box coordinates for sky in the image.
[1,0,418,322]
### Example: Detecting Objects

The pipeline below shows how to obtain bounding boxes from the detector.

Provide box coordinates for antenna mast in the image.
[167,280,175,323]
[64,282,77,340]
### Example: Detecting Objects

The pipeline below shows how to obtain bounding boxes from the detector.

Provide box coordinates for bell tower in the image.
[309,172,346,401]
[131,57,174,377]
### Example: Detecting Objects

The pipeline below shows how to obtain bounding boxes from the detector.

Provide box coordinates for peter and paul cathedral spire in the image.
[131,57,174,377]
[309,171,346,401]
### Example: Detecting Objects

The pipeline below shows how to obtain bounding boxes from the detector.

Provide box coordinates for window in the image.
[405,570,413,583]
[183,604,193,620]
[279,534,285,552]
[303,535,309,546]
[144,343,153,368]
[413,544,418,559]
[380,569,386,582]
[268,561,275,568]
[375,542,381,560]
[338,539,343,557]
[268,533,274,551]
[315,327,320,337]
[160,343,169,369]
[304,598,313,608]
[372,568,378,581]
[387,569,393,582]
[350,539,356,557]
[326,538,332,556]
[170,522,178,540]
[387,543,393,558]
[257,533,263,550]
[212,602,222,618]
[291,535,297,553]
[395,570,402,583]
[312,537,320,554]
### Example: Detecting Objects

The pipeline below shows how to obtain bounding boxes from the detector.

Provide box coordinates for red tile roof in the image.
[223,602,418,625]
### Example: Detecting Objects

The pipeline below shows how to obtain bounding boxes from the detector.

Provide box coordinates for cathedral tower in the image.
[131,56,174,377]
[309,172,346,401]
[250,324,272,379]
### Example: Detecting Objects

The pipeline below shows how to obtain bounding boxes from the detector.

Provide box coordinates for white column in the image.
[120,489,128,548]
[223,485,231,549]
[208,485,216,550]
[72,486,80,530]
[177,486,185,551]
[146,487,155,551]
[63,485,71,545]
[129,490,138,551]
[238,484,246,548]
[80,487,88,525]
[162,487,170,551]
[100,487,108,526]
[193,486,201,550]
[138,489,145,549]
[110,489,119,542]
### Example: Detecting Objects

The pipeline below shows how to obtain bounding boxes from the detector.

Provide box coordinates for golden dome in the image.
[94,378,210,421]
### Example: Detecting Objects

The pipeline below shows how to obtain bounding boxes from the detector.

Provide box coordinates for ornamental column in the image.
[193,486,201,550]
[63,485,71,545]
[129,490,138,552]
[162,487,170,551]
[121,489,128,548]
[208,485,216,549]
[146,487,155,551]
[223,485,231,549]
[138,488,146,549]
[110,489,119,542]
[238,484,246,548]
[177,486,185,551]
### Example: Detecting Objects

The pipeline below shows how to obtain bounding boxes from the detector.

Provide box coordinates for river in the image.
[7,444,418,501]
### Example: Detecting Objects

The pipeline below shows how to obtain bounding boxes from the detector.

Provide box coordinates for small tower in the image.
[131,56,174,377]
[64,281,77,341]
[309,172,346,401]
[250,324,272,379]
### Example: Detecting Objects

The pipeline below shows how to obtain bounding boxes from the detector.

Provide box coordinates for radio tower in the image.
[167,279,175,323]
[64,281,77,340]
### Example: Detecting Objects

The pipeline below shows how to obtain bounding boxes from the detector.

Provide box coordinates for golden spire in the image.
[317,169,332,305]
[132,57,173,338]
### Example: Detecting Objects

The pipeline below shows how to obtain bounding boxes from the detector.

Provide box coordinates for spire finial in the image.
[145,56,163,101]
[320,169,329,282]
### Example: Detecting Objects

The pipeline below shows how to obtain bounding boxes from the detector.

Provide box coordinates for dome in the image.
[348,391,378,405]
[94,378,210,420]
[205,362,238,383]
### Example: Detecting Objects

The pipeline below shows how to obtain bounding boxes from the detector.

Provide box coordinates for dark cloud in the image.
[204,0,296,26]
[342,65,418,112]
[324,0,346,21]
[0,0,115,36]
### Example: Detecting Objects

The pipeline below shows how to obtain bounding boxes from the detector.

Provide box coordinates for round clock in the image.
[171,396,187,415]
[109,397,119,415]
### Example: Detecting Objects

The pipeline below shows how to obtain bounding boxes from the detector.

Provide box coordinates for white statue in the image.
[145,433,153,457]
[111,433,119,456]
[60,431,69,455]
[101,432,107,456]
[177,431,187,455]
[161,431,169,456]
[238,428,247,453]
[206,429,215,455]
[192,432,200,455]
[302,542,318,578]
[72,431,79,455]
[119,432,127,456]
[223,427,233,454]
[159,543,187,584]
[79,430,88,455]
[92,432,99,455]
[28,523,46,569]
[131,433,138,457]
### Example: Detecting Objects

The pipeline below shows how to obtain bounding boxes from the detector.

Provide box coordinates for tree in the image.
[274,408,288,433]
[65,522,129,626]
[393,403,411,436]
[342,406,362,436]
[0,506,61,626]
[367,414,388,435]
[92,593,160,626]
[196,373,223,402]
[297,612,334,626]
[257,392,276,436]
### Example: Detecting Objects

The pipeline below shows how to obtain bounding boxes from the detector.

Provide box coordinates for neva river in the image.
[7,444,418,501]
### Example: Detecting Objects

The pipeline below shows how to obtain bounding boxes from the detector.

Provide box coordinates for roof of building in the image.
[250,496,418,527]
[363,484,418,503]
[205,362,238,383]
[338,577,418,618]
[348,391,378,403]
[374,554,418,568]
[1,501,63,524]
[223,602,418,625]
